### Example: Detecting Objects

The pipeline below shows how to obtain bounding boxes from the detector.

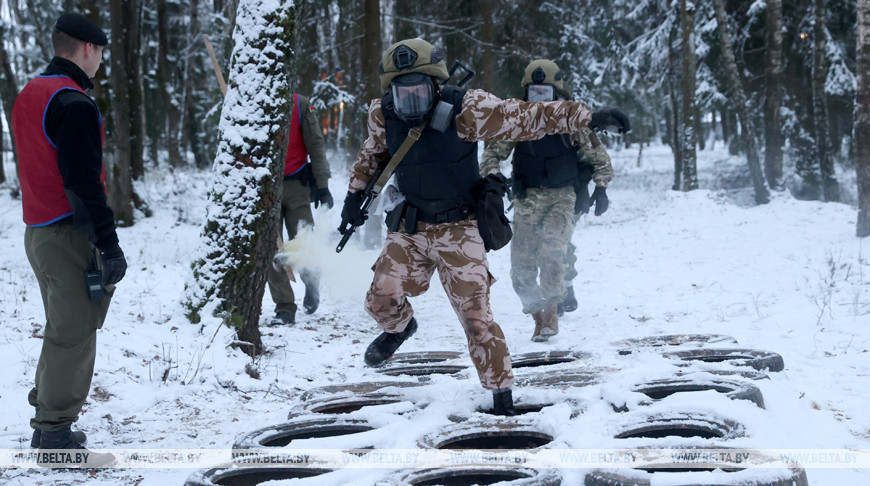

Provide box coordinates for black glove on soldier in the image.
[314,188,334,209]
[100,245,127,285]
[340,191,367,229]
[590,186,609,216]
[589,107,631,134]
[481,172,509,197]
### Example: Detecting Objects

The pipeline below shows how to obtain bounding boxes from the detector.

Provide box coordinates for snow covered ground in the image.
[0,142,868,485]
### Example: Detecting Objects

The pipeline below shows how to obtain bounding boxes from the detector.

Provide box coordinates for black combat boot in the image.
[303,283,320,315]
[31,428,87,448]
[364,318,418,367]
[492,388,517,416]
[37,427,115,468]
[557,285,578,316]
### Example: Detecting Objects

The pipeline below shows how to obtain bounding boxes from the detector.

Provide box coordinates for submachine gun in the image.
[336,61,476,253]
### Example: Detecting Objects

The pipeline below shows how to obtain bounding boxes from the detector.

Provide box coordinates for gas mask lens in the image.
[526,84,556,102]
[391,73,435,123]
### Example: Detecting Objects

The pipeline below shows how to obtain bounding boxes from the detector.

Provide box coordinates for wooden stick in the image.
[203,34,227,96]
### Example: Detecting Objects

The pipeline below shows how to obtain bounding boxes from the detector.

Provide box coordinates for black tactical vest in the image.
[512,134,579,190]
[382,86,480,219]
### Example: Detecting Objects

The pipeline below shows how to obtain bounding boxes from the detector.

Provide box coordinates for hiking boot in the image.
[364,318,418,367]
[31,428,86,448]
[557,285,578,316]
[492,388,517,416]
[270,311,295,326]
[531,300,559,342]
[37,427,115,468]
[303,283,320,315]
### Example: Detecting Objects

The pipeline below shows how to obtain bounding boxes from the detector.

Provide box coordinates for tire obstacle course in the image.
[184,334,808,486]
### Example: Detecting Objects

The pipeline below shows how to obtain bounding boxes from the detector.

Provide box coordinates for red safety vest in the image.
[12,75,105,226]
[284,93,310,176]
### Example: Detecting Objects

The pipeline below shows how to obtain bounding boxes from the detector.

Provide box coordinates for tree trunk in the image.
[857,0,870,237]
[812,0,840,202]
[108,0,135,224]
[668,25,682,191]
[0,22,17,186]
[679,0,698,191]
[185,0,295,357]
[362,0,381,101]
[713,0,770,204]
[480,0,496,92]
[156,0,183,167]
[764,0,785,190]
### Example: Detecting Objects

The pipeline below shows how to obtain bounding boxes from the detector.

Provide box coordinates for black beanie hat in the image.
[54,13,108,46]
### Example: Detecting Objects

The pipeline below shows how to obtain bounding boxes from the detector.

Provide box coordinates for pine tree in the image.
[184,0,295,357]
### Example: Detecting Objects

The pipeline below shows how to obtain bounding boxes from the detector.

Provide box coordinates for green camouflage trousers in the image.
[364,218,514,390]
[267,179,316,315]
[510,186,576,312]
[564,212,581,282]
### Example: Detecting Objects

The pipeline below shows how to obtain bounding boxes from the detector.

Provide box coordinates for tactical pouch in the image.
[385,202,407,232]
[473,178,513,252]
[511,177,527,200]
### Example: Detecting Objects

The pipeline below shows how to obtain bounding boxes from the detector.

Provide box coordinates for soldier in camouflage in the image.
[480,60,619,341]
[340,40,628,414]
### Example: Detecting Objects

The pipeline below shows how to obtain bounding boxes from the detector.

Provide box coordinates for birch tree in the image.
[712,0,769,204]
[184,0,295,357]
[857,0,870,237]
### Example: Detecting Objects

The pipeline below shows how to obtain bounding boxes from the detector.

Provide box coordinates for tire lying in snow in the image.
[388,351,465,364]
[419,421,554,450]
[662,348,784,372]
[300,380,424,402]
[184,465,333,485]
[377,363,467,377]
[233,416,376,453]
[584,447,808,486]
[510,350,590,369]
[615,334,738,355]
[383,467,561,486]
[616,374,765,410]
[513,369,601,389]
[614,411,744,440]
[290,393,414,417]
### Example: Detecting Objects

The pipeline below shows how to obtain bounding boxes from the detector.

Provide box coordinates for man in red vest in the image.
[268,93,332,325]
[12,13,123,466]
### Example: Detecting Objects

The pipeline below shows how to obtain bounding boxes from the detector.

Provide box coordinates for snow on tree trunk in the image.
[812,0,840,202]
[763,0,785,191]
[184,0,294,357]
[857,0,870,237]
[712,0,770,205]
[679,0,698,191]
[0,22,17,186]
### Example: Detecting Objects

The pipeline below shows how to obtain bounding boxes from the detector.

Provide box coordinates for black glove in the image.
[574,182,591,215]
[100,245,127,285]
[314,188,334,209]
[481,172,509,197]
[340,191,367,230]
[589,107,631,134]
[590,186,609,216]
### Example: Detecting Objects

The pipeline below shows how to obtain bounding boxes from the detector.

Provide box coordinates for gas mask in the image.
[526,83,556,102]
[391,73,436,125]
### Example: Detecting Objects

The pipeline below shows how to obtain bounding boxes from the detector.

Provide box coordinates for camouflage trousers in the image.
[564,212,582,282]
[510,186,576,313]
[364,218,514,391]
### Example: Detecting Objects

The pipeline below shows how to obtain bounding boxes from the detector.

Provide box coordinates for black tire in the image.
[511,350,589,369]
[184,465,333,485]
[290,392,410,417]
[389,350,465,364]
[663,348,784,372]
[614,411,744,440]
[623,375,765,410]
[377,364,467,377]
[300,380,423,402]
[419,422,554,450]
[615,334,738,355]
[233,416,375,452]
[513,369,601,389]
[585,462,807,486]
[384,467,561,486]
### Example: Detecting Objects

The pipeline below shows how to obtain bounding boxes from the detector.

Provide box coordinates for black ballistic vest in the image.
[512,134,579,190]
[382,87,480,218]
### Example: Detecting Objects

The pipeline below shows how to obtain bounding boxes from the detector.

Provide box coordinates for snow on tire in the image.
[615,334,738,355]
[663,348,785,372]
[510,350,590,369]
[377,363,467,377]
[613,374,766,410]
[232,416,376,453]
[382,467,561,486]
[289,392,416,417]
[614,411,745,440]
[418,421,554,451]
[300,380,424,402]
[184,465,333,485]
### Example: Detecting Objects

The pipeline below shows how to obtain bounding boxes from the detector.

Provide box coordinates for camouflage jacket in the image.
[479,128,614,188]
[348,89,593,192]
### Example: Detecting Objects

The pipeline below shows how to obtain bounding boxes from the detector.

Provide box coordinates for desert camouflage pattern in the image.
[364,219,514,390]
[510,186,576,313]
[349,89,592,192]
[479,128,613,188]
